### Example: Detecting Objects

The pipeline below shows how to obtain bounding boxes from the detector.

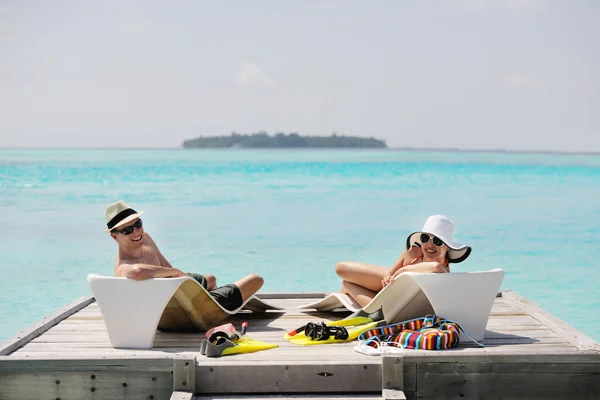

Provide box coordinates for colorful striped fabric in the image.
[358,315,461,350]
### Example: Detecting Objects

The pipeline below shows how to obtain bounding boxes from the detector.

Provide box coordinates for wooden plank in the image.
[8,345,585,361]
[502,290,600,352]
[400,352,600,363]
[193,396,384,399]
[0,370,173,400]
[256,293,327,299]
[382,389,407,400]
[0,357,174,371]
[416,372,600,399]
[195,362,381,394]
[0,296,95,356]
[382,355,403,391]
[418,360,600,373]
[173,355,196,392]
[28,328,562,343]
[171,391,194,400]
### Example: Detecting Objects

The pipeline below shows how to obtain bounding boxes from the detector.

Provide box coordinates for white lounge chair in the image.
[300,269,504,341]
[87,274,281,349]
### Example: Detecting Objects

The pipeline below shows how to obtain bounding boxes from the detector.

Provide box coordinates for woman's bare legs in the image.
[340,280,378,308]
[335,261,390,292]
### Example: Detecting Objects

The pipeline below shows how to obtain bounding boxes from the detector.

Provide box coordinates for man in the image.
[105,200,264,311]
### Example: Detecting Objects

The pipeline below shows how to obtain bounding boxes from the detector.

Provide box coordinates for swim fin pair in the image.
[284,316,380,346]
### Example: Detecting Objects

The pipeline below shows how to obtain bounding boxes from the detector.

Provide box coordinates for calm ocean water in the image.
[1,149,599,342]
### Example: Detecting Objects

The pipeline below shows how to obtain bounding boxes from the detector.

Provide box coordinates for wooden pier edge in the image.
[381,352,600,399]
[0,296,95,356]
[1,290,600,400]
[501,290,600,352]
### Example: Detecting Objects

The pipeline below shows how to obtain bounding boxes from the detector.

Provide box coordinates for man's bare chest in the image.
[121,245,161,266]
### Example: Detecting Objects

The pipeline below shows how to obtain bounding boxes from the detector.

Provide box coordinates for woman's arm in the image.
[382,245,424,287]
[389,244,423,275]
[392,261,448,278]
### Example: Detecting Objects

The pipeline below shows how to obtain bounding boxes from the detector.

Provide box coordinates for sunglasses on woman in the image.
[113,219,143,235]
[420,233,445,247]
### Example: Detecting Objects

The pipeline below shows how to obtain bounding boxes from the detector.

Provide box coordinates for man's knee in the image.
[237,273,264,300]
[205,274,217,290]
[248,273,264,289]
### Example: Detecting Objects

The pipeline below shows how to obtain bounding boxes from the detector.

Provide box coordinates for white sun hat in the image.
[405,215,471,263]
[104,200,144,232]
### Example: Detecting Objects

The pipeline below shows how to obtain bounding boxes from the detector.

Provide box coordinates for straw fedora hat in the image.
[104,200,144,232]
[405,215,471,263]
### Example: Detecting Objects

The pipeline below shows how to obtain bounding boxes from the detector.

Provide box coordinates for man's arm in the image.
[114,233,185,280]
[115,262,187,280]
[144,233,176,269]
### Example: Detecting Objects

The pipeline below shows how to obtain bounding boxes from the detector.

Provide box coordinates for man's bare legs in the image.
[233,273,265,302]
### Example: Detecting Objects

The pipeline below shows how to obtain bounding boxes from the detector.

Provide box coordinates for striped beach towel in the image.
[358,315,479,350]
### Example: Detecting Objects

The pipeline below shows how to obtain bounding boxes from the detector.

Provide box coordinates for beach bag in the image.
[357,314,481,351]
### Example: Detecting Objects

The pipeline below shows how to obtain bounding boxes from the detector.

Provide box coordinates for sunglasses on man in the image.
[420,233,445,247]
[112,219,143,235]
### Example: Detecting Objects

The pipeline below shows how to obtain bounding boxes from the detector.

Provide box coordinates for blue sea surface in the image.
[1,149,599,342]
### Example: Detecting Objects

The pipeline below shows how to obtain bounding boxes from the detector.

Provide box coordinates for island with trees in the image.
[182,132,387,148]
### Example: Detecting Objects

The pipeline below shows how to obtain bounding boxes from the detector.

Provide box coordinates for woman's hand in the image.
[381,274,394,288]
[406,243,423,260]
[387,244,424,287]
[395,244,423,269]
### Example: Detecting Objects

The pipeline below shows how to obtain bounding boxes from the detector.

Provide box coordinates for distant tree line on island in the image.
[182,132,388,148]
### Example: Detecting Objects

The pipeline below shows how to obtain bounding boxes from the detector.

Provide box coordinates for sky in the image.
[1,0,599,152]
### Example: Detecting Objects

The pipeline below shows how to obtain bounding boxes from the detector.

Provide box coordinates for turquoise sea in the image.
[1,149,599,343]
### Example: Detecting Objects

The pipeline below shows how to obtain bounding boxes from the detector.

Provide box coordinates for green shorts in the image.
[186,273,243,311]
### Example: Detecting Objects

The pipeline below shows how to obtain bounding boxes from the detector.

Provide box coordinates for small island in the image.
[182,132,387,148]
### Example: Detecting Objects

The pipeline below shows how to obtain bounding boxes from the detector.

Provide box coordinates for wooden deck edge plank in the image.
[382,388,407,400]
[193,395,384,399]
[0,356,174,371]
[194,362,382,394]
[0,296,96,356]
[396,352,600,363]
[501,290,600,352]
[173,354,197,392]
[256,293,326,299]
[170,391,194,400]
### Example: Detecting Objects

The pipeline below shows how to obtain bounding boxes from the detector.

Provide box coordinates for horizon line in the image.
[1,145,600,156]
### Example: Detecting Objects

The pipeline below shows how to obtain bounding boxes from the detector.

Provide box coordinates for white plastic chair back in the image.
[87,274,189,349]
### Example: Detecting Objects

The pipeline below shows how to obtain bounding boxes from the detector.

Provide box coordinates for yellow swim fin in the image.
[202,335,278,357]
[284,317,379,346]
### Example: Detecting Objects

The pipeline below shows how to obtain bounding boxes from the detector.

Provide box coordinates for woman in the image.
[334,215,471,307]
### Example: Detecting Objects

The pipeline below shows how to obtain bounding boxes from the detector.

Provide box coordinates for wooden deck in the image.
[0,290,599,400]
